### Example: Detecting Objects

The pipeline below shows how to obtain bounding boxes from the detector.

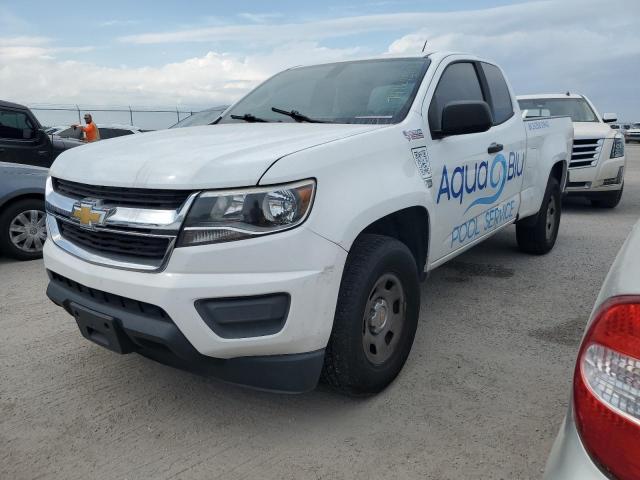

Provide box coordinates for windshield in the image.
[218,58,431,125]
[518,98,599,122]
[171,107,227,128]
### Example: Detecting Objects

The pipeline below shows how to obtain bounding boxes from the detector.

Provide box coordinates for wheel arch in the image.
[0,191,45,212]
[550,159,568,191]
[353,206,430,275]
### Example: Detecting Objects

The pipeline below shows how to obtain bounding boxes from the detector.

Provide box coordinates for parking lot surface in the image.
[2,145,639,480]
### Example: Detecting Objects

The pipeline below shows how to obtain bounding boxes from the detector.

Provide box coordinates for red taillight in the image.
[573,296,640,480]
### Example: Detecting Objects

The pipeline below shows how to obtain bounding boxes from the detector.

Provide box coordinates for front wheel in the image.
[322,234,420,396]
[0,198,47,260]
[516,176,561,255]
[591,184,623,209]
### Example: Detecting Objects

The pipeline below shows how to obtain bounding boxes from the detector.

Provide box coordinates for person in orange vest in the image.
[73,113,100,142]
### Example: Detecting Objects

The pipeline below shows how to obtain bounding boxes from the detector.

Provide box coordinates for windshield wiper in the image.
[271,107,329,123]
[230,113,269,123]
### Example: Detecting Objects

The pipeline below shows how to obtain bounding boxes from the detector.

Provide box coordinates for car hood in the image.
[573,122,617,140]
[49,123,383,189]
[52,135,84,151]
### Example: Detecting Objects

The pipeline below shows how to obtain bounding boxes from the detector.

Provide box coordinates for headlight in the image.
[177,179,315,246]
[611,134,625,158]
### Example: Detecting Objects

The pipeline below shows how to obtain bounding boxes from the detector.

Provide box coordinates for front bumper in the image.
[543,408,606,480]
[566,154,625,194]
[44,226,347,391]
[46,271,324,393]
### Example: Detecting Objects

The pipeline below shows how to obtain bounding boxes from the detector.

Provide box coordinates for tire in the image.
[0,198,47,260]
[591,184,623,209]
[322,234,420,396]
[516,176,561,255]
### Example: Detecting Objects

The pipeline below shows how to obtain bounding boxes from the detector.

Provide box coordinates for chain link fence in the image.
[27,104,208,130]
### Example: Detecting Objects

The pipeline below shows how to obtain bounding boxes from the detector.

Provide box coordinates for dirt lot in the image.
[2,145,639,480]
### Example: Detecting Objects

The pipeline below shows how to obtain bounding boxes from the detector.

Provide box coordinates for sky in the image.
[1,0,639,120]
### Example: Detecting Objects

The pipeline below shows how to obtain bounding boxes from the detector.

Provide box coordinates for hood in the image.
[573,122,617,140]
[52,135,84,152]
[49,123,382,189]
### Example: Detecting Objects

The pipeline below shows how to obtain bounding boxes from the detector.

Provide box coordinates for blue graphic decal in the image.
[464,154,507,213]
[436,151,524,210]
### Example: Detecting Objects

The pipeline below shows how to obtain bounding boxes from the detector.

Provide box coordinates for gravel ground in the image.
[2,145,639,480]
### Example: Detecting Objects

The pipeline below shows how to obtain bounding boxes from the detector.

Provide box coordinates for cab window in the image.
[481,63,514,124]
[428,62,484,134]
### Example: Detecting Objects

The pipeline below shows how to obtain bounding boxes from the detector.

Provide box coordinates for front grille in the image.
[570,138,603,168]
[58,220,171,259]
[49,270,170,322]
[53,178,192,210]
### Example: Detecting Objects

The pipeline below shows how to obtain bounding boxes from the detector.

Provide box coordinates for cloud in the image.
[1,0,639,120]
[0,36,94,60]
[0,42,361,107]
[100,19,141,27]
[385,0,640,118]
[121,1,625,46]
[237,13,283,24]
[117,11,468,45]
[0,36,49,46]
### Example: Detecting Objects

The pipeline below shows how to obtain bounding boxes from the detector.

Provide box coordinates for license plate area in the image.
[70,302,134,354]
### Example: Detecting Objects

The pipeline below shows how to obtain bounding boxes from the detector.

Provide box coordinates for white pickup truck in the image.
[518,94,625,208]
[44,52,573,394]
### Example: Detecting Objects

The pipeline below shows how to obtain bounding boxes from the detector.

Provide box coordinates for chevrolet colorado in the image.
[44,53,573,394]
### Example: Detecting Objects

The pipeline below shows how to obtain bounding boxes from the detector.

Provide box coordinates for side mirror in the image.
[440,101,493,137]
[602,112,617,123]
[23,128,36,140]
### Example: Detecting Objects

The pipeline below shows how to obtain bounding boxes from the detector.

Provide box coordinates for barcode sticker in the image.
[412,146,432,188]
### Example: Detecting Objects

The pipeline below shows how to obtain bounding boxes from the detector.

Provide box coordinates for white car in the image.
[54,124,147,141]
[169,106,228,128]
[518,94,625,208]
[43,52,572,394]
[544,219,640,480]
[625,122,640,142]
[610,123,630,136]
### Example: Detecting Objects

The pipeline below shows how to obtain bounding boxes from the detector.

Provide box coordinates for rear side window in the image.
[0,109,35,140]
[428,62,484,133]
[481,63,514,124]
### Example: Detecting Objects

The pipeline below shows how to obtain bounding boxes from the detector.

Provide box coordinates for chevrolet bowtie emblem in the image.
[71,201,112,227]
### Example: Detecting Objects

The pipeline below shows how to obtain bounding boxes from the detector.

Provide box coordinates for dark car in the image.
[0,100,82,168]
[169,106,228,128]
[0,162,47,260]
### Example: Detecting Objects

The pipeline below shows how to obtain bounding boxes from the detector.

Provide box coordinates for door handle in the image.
[487,143,503,154]
[37,150,49,156]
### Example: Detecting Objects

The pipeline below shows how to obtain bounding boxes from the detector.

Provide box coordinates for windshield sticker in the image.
[403,129,424,141]
[411,147,433,188]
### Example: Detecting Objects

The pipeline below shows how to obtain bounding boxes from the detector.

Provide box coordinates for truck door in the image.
[0,107,50,168]
[424,60,524,263]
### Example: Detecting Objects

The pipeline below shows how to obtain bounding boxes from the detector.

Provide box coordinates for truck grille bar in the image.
[58,221,171,259]
[570,138,603,169]
[52,178,193,210]
[46,177,198,271]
